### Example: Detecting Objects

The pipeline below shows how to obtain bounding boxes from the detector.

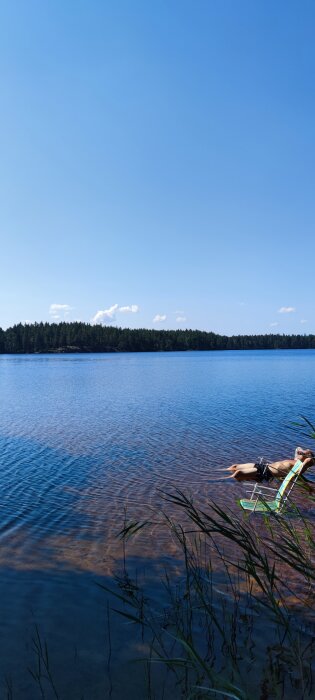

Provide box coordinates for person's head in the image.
[295,446,315,462]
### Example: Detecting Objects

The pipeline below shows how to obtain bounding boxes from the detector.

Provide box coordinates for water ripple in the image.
[0,350,315,697]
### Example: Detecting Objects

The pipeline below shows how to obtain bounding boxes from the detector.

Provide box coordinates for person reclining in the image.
[226,447,315,482]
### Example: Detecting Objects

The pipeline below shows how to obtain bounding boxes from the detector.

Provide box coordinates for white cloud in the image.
[119,305,139,313]
[270,322,279,328]
[278,307,296,314]
[49,303,73,321]
[153,314,166,323]
[91,304,139,325]
[300,319,308,324]
[50,304,72,314]
[174,310,186,323]
[91,305,119,324]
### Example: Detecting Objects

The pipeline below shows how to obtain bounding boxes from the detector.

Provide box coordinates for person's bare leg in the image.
[229,466,259,481]
[226,463,256,472]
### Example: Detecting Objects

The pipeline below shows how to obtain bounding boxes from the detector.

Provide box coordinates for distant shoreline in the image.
[1,348,315,355]
[1,322,315,354]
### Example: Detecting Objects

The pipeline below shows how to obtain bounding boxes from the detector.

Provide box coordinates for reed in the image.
[28,625,60,699]
[104,418,315,699]
[13,417,315,699]
[103,492,314,699]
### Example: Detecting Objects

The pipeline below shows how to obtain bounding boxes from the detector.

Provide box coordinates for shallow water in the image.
[0,350,314,697]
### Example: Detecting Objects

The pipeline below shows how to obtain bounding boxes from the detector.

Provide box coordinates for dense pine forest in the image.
[0,322,315,353]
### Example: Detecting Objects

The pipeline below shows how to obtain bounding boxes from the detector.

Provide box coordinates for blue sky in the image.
[1,1,314,334]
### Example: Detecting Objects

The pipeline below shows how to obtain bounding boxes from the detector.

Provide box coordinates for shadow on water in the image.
[0,433,314,698]
[1,352,315,697]
[0,436,190,698]
[0,564,172,700]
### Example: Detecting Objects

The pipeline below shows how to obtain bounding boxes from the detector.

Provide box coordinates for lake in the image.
[0,350,314,698]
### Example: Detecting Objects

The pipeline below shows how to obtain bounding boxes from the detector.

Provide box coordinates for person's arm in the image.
[300,456,315,475]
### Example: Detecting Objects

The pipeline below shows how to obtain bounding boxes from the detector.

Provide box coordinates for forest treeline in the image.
[1,322,315,353]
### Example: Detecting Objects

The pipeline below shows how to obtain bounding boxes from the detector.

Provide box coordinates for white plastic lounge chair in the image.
[239,459,304,514]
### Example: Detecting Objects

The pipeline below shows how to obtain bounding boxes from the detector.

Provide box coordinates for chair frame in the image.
[239,459,303,515]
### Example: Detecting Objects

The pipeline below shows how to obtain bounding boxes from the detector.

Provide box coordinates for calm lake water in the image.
[0,350,315,698]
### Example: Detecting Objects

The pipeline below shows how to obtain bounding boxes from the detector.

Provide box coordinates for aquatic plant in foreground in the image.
[101,485,315,700]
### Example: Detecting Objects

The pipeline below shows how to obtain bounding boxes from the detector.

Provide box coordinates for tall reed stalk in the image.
[103,418,315,699]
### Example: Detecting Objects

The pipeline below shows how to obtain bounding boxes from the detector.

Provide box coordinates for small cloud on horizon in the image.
[300,319,308,324]
[174,310,186,323]
[270,322,279,327]
[91,304,139,325]
[49,303,73,320]
[278,306,296,314]
[153,314,167,323]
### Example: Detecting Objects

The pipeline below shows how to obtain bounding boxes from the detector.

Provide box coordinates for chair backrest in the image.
[275,459,303,506]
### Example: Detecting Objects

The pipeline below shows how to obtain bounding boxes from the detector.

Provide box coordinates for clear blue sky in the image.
[1,1,314,334]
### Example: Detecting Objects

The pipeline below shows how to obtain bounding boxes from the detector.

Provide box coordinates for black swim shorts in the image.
[254,458,273,482]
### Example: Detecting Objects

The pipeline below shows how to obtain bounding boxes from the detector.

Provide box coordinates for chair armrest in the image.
[249,485,277,494]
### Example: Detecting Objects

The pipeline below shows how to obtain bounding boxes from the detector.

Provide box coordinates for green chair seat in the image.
[239,498,279,512]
